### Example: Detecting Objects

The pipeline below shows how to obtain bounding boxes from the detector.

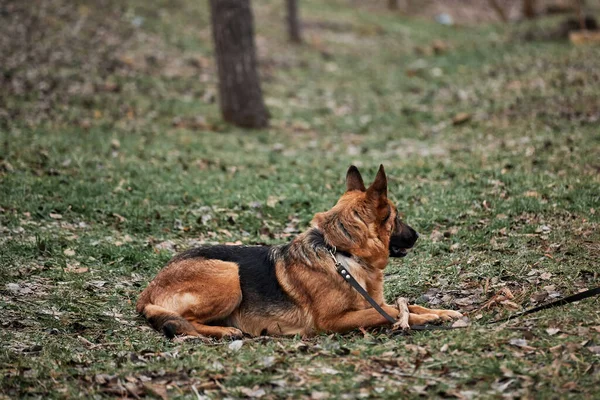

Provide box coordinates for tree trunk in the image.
[286,0,302,43]
[523,0,537,19]
[209,0,270,129]
[575,0,586,30]
[388,0,399,10]
[488,0,508,22]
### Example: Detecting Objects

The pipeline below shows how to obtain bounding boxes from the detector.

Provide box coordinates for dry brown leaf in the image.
[452,112,471,125]
[64,265,88,274]
[587,346,600,355]
[239,386,266,398]
[113,213,127,223]
[524,190,539,198]
[143,383,169,400]
[539,272,552,280]
[429,229,444,242]
[452,319,470,328]
[500,300,520,310]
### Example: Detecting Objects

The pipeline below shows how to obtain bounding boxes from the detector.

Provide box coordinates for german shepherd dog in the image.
[137,165,462,339]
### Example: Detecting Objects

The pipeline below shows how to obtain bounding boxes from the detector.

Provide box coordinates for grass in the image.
[1,0,599,398]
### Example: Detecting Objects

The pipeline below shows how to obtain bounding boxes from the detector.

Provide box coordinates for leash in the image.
[487,286,600,324]
[330,249,398,324]
[328,249,600,331]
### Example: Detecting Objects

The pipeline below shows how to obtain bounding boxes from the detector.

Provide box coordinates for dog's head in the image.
[311,165,418,269]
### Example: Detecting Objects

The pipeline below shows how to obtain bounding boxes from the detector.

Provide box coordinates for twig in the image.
[191,385,202,400]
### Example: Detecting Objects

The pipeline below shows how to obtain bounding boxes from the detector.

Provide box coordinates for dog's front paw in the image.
[392,320,410,330]
[437,310,463,321]
[221,327,244,339]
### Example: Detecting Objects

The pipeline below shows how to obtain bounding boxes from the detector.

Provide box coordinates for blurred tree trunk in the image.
[286,0,302,43]
[388,0,399,10]
[209,0,270,128]
[575,0,586,30]
[523,0,537,19]
[488,0,508,22]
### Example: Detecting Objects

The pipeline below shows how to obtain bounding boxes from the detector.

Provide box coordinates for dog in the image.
[136,165,462,339]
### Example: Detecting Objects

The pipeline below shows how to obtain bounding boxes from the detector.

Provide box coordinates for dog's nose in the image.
[408,226,418,239]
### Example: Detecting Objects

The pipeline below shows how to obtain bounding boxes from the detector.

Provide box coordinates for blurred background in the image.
[1,1,599,398]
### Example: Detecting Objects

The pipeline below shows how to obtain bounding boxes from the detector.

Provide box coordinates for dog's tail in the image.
[137,301,198,339]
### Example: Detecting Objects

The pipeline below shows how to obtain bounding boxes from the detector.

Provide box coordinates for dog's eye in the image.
[382,207,391,223]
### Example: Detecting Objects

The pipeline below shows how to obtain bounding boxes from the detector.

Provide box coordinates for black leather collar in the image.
[308,228,353,258]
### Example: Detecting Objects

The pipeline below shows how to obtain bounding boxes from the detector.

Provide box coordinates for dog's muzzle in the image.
[390,246,409,258]
[389,224,419,258]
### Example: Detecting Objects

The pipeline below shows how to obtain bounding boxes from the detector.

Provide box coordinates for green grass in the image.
[1,0,599,398]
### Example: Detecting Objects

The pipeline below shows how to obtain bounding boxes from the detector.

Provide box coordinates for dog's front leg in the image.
[408,304,463,321]
[392,297,410,330]
[319,306,400,334]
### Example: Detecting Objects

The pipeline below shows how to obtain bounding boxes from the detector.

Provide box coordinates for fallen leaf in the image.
[64,264,88,274]
[260,356,276,368]
[228,340,244,351]
[63,248,76,257]
[454,297,476,306]
[535,225,551,234]
[320,367,340,375]
[113,213,127,223]
[143,383,169,400]
[546,328,560,336]
[429,229,444,242]
[540,272,552,280]
[267,196,284,208]
[500,300,520,310]
[549,344,562,353]
[452,112,471,125]
[239,387,266,398]
[452,319,470,328]
[586,346,600,355]
[509,338,536,351]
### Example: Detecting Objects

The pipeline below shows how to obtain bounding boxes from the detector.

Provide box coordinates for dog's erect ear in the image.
[346,165,366,192]
[367,164,387,199]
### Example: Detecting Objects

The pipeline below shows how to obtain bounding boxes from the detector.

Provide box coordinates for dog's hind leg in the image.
[187,321,243,339]
[138,259,244,339]
[142,304,200,339]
